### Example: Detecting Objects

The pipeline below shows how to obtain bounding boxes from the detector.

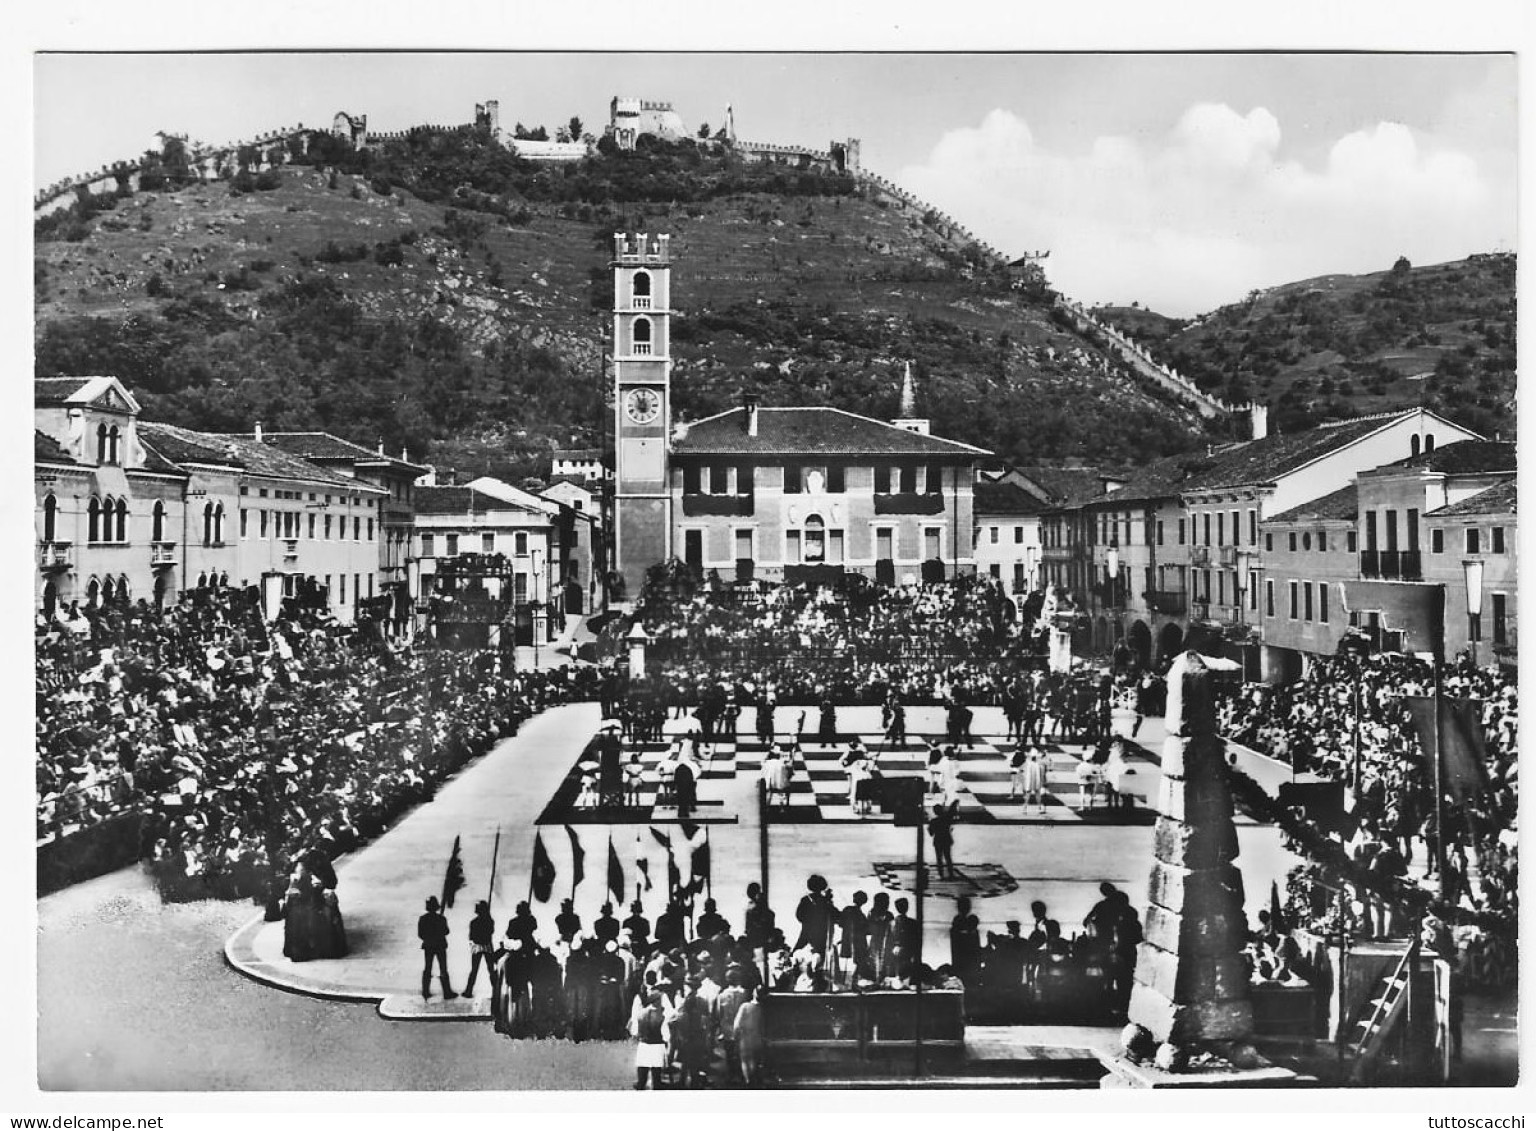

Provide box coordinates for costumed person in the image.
[734,986,768,1087]
[671,746,698,820]
[841,737,872,816]
[950,895,981,986]
[761,742,792,808]
[630,992,668,1090]
[929,799,960,880]
[463,900,496,997]
[818,697,837,743]
[1104,738,1135,810]
[794,875,835,953]
[418,895,457,1001]
[1021,743,1048,814]
[924,739,944,797]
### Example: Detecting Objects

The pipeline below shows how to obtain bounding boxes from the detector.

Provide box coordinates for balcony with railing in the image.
[1359,549,1423,582]
[38,541,73,572]
[150,541,178,567]
[681,493,755,517]
[631,295,652,310]
[1190,546,1211,567]
[282,538,300,560]
[1219,545,1239,567]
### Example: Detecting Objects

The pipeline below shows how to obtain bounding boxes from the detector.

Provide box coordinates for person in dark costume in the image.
[463,900,496,997]
[950,895,981,986]
[867,892,895,982]
[418,895,457,1001]
[838,890,871,980]
[506,900,539,948]
[671,752,698,819]
[655,900,687,953]
[818,698,838,743]
[794,874,835,953]
[596,724,625,808]
[593,902,621,944]
[527,942,567,1037]
[623,900,652,952]
[743,882,775,953]
[696,897,729,940]
[556,898,582,942]
[891,897,920,982]
[928,800,960,880]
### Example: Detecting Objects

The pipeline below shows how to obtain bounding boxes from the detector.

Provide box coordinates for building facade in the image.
[972,479,1046,597]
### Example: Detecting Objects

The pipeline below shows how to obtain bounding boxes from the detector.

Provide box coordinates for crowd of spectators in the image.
[629,576,1036,705]
[1217,648,1517,987]
[479,873,1137,1084]
[36,589,598,898]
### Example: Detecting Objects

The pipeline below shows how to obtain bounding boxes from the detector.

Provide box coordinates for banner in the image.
[607,838,624,904]
[1404,695,1493,802]
[566,824,585,892]
[441,835,466,909]
[530,831,556,903]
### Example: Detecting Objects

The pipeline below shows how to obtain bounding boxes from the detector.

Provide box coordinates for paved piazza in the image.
[225,701,1302,1019]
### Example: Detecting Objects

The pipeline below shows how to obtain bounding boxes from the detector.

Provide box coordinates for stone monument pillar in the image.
[1101,649,1296,1086]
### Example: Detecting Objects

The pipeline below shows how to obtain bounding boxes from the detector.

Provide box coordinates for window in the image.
[340,574,346,603]
[785,530,802,564]
[1248,570,1259,611]
[1347,531,1358,553]
[1178,519,1186,545]
[1318,530,1327,552]
[1015,526,1024,544]
[804,515,826,563]
[1425,434,1436,454]
[323,514,332,539]
[631,316,653,355]
[355,574,361,604]
[900,464,918,494]
[445,533,459,556]
[683,464,701,494]
[367,518,374,541]
[96,424,108,464]
[1265,532,1273,552]
[1319,584,1329,624]
[213,503,224,544]
[1217,512,1226,546]
[482,533,495,554]
[1265,579,1275,617]
[1248,510,1258,545]
[1492,526,1505,553]
[1431,528,1443,554]
[1288,581,1299,619]
[1492,594,1507,644]
[325,574,332,598]
[87,497,101,542]
[368,575,374,600]
[43,494,57,542]
[421,533,435,557]
[735,529,753,562]
[115,499,128,543]
[353,517,361,540]
[1303,582,1313,622]
[1156,521,1165,546]
[260,510,269,538]
[989,527,999,544]
[1407,510,1419,552]
[874,465,891,494]
[1466,528,1481,554]
[1365,511,1378,551]
[307,513,316,539]
[1203,513,1211,546]
[1385,509,1399,552]
[1411,435,1422,458]
[924,528,941,560]
[783,464,802,495]
[1217,572,1225,605]
[1231,511,1240,546]
[826,464,844,494]
[927,463,944,494]
[1288,532,1297,552]
[875,528,894,561]
[515,532,529,556]
[1468,612,1482,642]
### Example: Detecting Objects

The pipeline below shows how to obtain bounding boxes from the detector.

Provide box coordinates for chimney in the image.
[253,421,263,443]
[377,439,385,455]
[1249,402,1269,442]
[743,392,759,437]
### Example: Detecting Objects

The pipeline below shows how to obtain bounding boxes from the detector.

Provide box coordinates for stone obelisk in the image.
[1102,648,1296,1085]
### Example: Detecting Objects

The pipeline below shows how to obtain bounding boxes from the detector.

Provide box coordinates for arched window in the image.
[1410,435,1422,458]
[1425,433,1436,454]
[114,498,128,543]
[43,494,57,543]
[101,575,115,604]
[219,571,229,589]
[96,423,108,464]
[86,577,101,607]
[804,514,826,563]
[108,425,121,465]
[632,316,653,355]
[152,500,165,543]
[214,503,225,544]
[197,572,208,589]
[42,580,57,619]
[154,573,169,609]
[117,575,130,604]
[87,497,101,543]
[203,502,215,546]
[632,270,652,308]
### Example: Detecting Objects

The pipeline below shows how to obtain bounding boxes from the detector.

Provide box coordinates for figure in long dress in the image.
[1022,745,1048,814]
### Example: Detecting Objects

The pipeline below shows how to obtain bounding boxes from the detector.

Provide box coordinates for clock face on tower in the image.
[624,387,662,425]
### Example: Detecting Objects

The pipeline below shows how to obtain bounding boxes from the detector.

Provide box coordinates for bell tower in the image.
[612,231,673,598]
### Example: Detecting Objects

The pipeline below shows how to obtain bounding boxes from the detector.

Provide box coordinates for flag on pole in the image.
[566,824,586,892]
[441,835,467,909]
[1404,696,1493,802]
[689,831,711,896]
[607,837,625,904]
[530,831,557,903]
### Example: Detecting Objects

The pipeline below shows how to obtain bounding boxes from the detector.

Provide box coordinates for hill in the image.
[33,132,1216,483]
[1152,254,1516,438]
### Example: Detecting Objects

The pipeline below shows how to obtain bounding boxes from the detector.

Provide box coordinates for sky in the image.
[32,51,1516,316]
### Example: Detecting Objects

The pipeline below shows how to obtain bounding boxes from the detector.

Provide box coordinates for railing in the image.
[1219,545,1240,567]
[150,541,178,566]
[282,538,299,559]
[1147,590,1188,616]
[1190,546,1211,567]
[681,494,755,517]
[383,503,414,525]
[38,541,73,571]
[631,296,652,309]
[872,492,945,516]
[632,342,652,356]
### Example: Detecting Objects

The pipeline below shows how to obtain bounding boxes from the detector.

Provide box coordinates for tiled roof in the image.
[1266,482,1359,524]
[1428,478,1517,518]
[139,423,381,493]
[136,436,188,475]
[672,407,990,458]
[254,432,429,473]
[1379,440,1517,475]
[554,448,604,462]
[974,480,1048,517]
[1013,466,1112,507]
[34,377,99,406]
[414,483,555,517]
[35,431,73,463]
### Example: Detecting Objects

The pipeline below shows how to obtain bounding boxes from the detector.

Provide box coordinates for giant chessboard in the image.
[538,730,1159,827]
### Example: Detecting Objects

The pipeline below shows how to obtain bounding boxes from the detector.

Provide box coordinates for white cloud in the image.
[898,104,1509,316]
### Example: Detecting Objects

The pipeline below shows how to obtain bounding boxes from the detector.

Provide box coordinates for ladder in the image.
[1348,943,1416,1083]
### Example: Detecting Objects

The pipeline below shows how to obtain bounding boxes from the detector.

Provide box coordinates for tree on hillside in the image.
[568,116,583,141]
[1392,255,1412,276]
[697,123,711,139]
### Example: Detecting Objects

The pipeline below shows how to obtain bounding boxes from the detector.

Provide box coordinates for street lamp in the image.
[1463,557,1485,667]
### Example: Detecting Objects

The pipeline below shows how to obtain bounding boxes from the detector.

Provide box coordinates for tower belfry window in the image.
[632,270,652,309]
[632,317,653,355]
